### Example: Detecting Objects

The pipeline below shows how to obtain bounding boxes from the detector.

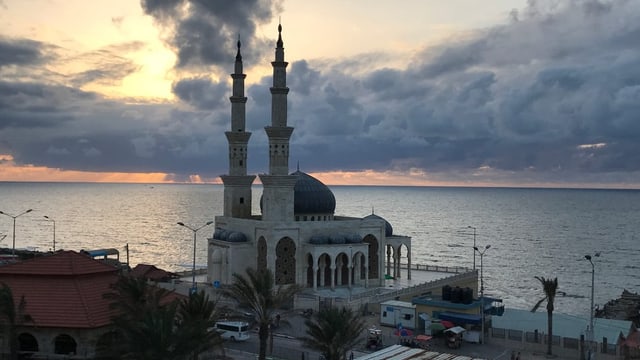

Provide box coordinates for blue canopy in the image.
[438,311,482,325]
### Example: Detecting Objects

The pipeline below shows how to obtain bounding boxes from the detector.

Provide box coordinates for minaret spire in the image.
[259,22,297,221]
[266,21,291,171]
[235,34,242,62]
[277,19,283,48]
[221,35,255,218]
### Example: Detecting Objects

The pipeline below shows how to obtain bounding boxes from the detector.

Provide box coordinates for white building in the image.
[207,24,412,294]
[380,300,417,329]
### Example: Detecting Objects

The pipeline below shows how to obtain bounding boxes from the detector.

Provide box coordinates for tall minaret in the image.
[221,38,255,218]
[259,23,297,222]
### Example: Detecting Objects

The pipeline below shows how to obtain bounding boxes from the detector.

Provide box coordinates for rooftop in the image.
[0,250,119,328]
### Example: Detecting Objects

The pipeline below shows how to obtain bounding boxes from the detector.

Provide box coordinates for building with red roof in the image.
[130,263,177,282]
[0,250,119,358]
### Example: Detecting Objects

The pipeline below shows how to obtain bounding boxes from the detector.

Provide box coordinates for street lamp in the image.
[474,244,491,344]
[0,209,33,255]
[177,220,213,294]
[468,226,477,270]
[585,252,600,360]
[43,216,56,252]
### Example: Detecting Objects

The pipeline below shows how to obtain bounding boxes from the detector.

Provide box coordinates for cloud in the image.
[2,0,640,187]
[140,0,281,69]
[0,37,49,67]
[277,0,640,186]
[65,42,145,87]
[172,77,228,110]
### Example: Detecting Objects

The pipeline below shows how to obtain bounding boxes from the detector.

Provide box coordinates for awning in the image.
[438,311,482,325]
[445,326,466,335]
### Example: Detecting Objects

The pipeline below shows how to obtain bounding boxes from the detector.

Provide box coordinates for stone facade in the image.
[208,25,412,295]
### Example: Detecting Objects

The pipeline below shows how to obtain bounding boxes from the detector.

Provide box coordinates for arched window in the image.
[363,235,379,279]
[54,334,77,355]
[18,333,38,353]
[306,254,314,287]
[275,237,296,285]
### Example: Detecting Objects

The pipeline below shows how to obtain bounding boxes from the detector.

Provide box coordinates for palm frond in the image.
[301,306,366,360]
[222,267,303,360]
[530,297,546,312]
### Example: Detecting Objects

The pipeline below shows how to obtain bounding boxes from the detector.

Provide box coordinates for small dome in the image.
[329,234,346,244]
[227,232,248,242]
[213,228,226,240]
[345,233,363,244]
[364,214,393,237]
[292,170,336,214]
[213,228,247,242]
[309,235,329,245]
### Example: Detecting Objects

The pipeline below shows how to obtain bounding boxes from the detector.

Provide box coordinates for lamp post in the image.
[43,216,56,252]
[468,226,477,270]
[177,220,213,294]
[474,244,491,344]
[0,209,33,255]
[585,252,600,360]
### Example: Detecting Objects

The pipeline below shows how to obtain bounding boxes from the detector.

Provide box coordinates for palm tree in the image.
[119,302,180,360]
[105,276,177,359]
[106,276,224,359]
[222,267,302,360]
[531,276,559,356]
[301,306,366,360]
[175,290,225,359]
[0,283,29,360]
[0,283,19,360]
[105,275,173,323]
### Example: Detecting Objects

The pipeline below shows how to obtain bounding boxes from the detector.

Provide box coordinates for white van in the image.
[213,321,251,342]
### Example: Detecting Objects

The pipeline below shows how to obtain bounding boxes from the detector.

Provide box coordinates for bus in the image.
[213,321,251,342]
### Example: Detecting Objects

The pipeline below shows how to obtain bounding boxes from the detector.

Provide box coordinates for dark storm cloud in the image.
[0,37,48,67]
[0,74,230,177]
[4,105,231,178]
[141,0,280,69]
[0,81,93,129]
[276,0,640,186]
[172,77,227,110]
[3,0,640,186]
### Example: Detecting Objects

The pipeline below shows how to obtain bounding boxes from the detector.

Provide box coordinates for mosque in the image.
[207,25,413,295]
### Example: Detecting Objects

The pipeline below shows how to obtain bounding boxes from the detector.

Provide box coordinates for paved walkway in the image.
[267,311,550,360]
[172,274,549,359]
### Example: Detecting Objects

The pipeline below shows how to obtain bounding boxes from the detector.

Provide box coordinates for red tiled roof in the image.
[131,263,175,281]
[0,251,119,329]
[0,250,118,276]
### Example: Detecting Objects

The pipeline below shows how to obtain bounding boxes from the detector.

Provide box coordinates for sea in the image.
[1,182,638,319]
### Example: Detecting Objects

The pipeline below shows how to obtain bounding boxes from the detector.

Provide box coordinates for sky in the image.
[1,0,640,188]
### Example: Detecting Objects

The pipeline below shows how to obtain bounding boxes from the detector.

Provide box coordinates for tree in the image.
[0,283,29,360]
[105,276,177,359]
[175,290,225,359]
[105,275,173,324]
[105,276,224,360]
[531,276,559,356]
[301,306,366,360]
[222,267,302,360]
[0,283,19,360]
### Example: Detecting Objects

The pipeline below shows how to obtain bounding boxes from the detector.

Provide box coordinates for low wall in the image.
[489,327,620,360]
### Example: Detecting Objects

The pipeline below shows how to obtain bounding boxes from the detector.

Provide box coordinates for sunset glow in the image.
[2,1,640,188]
